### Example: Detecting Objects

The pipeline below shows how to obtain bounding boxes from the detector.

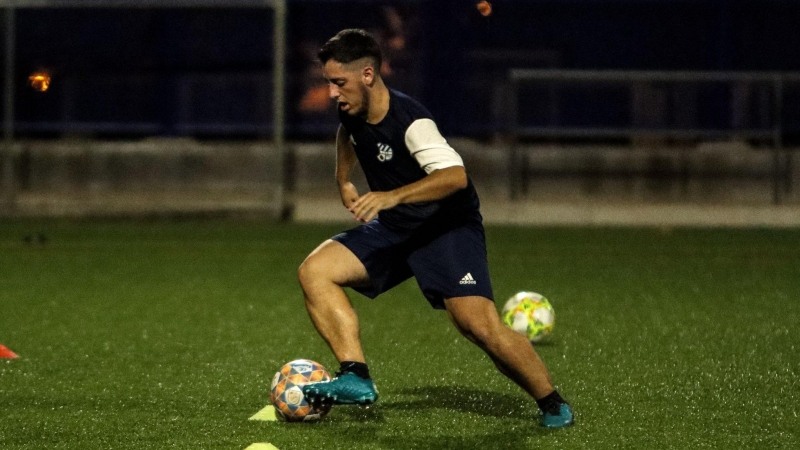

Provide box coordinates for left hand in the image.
[348,191,399,222]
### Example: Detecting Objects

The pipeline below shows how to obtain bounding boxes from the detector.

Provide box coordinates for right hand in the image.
[339,181,360,211]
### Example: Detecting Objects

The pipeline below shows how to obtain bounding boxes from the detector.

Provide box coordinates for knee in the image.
[297,254,324,291]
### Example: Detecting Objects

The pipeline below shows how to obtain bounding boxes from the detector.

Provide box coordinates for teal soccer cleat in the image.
[302,372,379,405]
[541,403,574,428]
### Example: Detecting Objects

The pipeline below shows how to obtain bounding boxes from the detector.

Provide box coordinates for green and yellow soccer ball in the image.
[501,291,555,343]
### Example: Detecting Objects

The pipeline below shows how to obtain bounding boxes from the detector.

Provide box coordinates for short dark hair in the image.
[318,29,383,71]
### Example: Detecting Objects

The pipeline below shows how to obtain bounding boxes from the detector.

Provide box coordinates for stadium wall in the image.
[1,139,799,226]
[0,139,283,218]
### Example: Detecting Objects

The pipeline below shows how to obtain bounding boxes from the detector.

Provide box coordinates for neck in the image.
[366,80,390,124]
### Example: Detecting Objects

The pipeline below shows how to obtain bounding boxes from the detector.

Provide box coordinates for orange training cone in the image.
[0,344,19,359]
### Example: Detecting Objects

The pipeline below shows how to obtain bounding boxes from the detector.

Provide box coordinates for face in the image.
[323,59,373,117]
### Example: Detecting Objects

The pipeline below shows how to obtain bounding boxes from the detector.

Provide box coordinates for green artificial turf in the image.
[1,221,798,449]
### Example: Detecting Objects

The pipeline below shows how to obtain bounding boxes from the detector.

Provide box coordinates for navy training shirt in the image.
[338,89,481,232]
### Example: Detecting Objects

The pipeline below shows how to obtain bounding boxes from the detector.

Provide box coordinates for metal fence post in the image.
[508,76,520,200]
[772,76,784,205]
[2,7,16,214]
[270,0,292,221]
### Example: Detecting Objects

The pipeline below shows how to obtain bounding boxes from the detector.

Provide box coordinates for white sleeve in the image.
[404,118,464,174]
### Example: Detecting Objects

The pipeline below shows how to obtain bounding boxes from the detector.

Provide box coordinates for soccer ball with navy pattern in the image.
[501,291,555,343]
[270,359,332,422]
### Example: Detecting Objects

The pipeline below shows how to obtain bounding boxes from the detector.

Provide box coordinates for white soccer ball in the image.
[501,291,555,343]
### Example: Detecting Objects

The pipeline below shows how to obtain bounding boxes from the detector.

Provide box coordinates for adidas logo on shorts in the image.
[459,273,477,285]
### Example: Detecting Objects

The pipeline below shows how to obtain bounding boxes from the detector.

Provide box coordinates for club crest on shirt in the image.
[377,143,393,162]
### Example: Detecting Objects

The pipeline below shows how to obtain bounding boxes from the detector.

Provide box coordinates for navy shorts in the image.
[332,217,494,309]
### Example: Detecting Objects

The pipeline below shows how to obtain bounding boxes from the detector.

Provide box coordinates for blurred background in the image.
[2,0,800,225]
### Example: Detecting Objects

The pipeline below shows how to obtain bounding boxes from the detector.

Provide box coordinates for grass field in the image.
[1,220,799,449]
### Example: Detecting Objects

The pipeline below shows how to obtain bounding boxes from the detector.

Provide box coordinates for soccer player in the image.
[299,29,573,428]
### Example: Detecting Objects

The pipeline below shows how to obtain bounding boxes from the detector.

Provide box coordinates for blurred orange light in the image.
[29,73,51,92]
[477,1,492,17]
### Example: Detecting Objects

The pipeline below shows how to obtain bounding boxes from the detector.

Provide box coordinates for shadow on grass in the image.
[259,386,563,450]
[335,386,553,450]
[328,402,386,423]
[382,385,540,420]
[374,430,550,450]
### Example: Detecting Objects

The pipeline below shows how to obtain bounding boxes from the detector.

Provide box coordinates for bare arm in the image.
[391,165,467,204]
[335,125,361,209]
[349,165,467,223]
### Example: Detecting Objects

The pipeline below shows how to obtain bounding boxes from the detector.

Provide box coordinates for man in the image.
[299,29,573,428]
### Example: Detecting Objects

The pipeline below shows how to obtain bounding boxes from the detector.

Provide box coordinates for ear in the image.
[361,65,376,86]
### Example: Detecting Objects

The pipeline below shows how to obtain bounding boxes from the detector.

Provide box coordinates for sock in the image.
[339,361,371,380]
[536,390,567,414]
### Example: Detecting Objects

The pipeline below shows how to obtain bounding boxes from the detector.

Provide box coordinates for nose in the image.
[328,83,340,100]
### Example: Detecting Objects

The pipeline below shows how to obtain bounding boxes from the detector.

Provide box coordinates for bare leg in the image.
[444,296,555,400]
[298,239,371,364]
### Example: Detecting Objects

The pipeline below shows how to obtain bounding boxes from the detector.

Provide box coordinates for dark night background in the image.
[6,0,800,139]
